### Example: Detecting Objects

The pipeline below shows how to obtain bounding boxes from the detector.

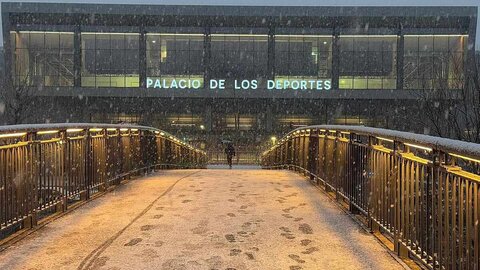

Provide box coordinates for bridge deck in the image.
[0,168,406,270]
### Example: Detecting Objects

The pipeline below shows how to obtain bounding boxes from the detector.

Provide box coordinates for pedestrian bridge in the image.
[0,124,479,270]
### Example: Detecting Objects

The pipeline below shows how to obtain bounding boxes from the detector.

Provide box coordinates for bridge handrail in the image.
[262,125,480,269]
[266,125,480,160]
[0,123,207,240]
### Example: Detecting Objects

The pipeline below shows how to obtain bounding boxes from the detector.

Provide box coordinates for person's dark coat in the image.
[225,144,235,157]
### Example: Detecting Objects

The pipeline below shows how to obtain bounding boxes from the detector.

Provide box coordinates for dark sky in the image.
[1,0,479,49]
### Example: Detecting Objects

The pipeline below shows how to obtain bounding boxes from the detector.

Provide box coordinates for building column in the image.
[396,24,404,90]
[466,14,478,88]
[74,26,81,87]
[267,25,275,80]
[2,12,12,88]
[1,12,11,124]
[332,27,340,90]
[204,104,212,132]
[203,27,211,86]
[265,103,273,132]
[139,25,147,88]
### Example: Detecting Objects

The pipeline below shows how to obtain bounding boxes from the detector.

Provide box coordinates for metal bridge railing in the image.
[262,125,480,270]
[0,123,207,239]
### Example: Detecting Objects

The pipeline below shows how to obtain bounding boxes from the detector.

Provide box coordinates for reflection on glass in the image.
[339,35,397,90]
[275,35,332,81]
[146,33,204,87]
[81,33,139,87]
[403,35,467,90]
[210,34,268,80]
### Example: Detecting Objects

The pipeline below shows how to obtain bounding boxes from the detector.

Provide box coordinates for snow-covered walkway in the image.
[0,169,406,270]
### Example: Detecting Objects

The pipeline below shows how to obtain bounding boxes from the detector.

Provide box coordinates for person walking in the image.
[225,143,236,169]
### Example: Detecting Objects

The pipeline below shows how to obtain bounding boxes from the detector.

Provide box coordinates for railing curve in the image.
[262,125,480,270]
[0,123,207,239]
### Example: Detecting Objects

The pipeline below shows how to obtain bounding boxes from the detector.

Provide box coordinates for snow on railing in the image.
[275,124,480,160]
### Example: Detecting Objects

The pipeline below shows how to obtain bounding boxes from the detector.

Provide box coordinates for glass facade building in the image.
[3,4,476,95]
[1,3,478,145]
[9,31,471,91]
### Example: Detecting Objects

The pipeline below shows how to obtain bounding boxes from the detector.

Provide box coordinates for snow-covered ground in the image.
[0,169,406,270]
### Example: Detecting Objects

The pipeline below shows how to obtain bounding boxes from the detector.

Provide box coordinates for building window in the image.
[334,116,384,126]
[275,115,315,131]
[275,35,332,81]
[403,35,467,90]
[11,31,74,87]
[146,33,204,86]
[91,113,142,124]
[210,34,268,82]
[166,114,204,130]
[81,33,139,88]
[339,36,397,89]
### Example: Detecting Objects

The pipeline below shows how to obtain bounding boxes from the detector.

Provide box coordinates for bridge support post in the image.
[369,219,380,233]
[80,190,88,201]
[324,184,333,193]
[348,133,358,214]
[349,202,360,215]
[395,241,409,259]
[98,183,106,192]
[84,132,92,201]
[22,212,37,229]
[56,197,67,213]
[366,135,375,232]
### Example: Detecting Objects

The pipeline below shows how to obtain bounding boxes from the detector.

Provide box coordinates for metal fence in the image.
[262,125,480,270]
[208,150,260,165]
[0,123,206,239]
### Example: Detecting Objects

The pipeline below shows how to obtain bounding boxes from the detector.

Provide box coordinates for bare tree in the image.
[413,52,480,143]
[0,75,36,125]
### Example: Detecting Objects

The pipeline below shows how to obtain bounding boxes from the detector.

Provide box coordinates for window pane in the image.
[275,35,332,80]
[81,33,140,87]
[404,35,465,90]
[211,33,267,80]
[146,33,204,83]
[11,31,74,87]
[339,35,397,89]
